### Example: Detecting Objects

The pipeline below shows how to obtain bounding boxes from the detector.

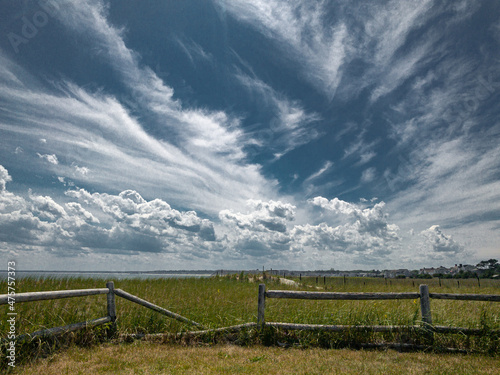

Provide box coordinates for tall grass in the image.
[1,275,499,369]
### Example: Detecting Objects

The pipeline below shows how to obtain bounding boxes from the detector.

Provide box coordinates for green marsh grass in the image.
[1,275,499,369]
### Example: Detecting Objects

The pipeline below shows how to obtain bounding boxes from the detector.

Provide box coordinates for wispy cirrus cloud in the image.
[235,72,320,159]
[173,37,215,67]
[218,0,348,98]
[0,0,281,215]
[219,0,441,102]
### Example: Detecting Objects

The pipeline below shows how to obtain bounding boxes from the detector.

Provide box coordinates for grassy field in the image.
[1,275,499,371]
[7,342,500,375]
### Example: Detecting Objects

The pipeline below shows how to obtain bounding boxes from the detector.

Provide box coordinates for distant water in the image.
[0,271,213,280]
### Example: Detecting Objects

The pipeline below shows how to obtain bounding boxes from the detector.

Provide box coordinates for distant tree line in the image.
[474,259,499,278]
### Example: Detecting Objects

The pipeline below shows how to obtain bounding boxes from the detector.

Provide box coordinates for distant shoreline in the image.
[0,270,216,274]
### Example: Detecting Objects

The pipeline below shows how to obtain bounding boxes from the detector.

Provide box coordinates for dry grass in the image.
[7,341,500,375]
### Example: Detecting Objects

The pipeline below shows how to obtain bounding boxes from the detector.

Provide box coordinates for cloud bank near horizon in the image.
[0,165,469,270]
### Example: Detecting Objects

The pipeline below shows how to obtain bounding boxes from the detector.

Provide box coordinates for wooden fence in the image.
[257,284,500,335]
[0,281,203,342]
[1,282,499,342]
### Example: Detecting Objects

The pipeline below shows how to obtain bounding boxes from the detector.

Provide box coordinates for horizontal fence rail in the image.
[266,323,421,332]
[0,288,109,305]
[14,317,112,342]
[257,284,500,336]
[265,290,420,300]
[429,293,500,301]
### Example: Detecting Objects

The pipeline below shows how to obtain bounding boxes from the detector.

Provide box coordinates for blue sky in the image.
[0,0,499,271]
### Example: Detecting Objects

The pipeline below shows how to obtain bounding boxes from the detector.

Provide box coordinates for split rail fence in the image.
[1,282,499,342]
[0,281,203,342]
[257,284,500,335]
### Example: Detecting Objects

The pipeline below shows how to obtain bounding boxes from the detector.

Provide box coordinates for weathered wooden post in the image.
[106,281,116,323]
[258,284,266,329]
[419,284,432,326]
[419,284,433,342]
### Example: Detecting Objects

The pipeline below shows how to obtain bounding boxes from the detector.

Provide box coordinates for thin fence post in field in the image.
[258,284,266,329]
[106,281,116,323]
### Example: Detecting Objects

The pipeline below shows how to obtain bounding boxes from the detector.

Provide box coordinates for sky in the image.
[0,0,499,271]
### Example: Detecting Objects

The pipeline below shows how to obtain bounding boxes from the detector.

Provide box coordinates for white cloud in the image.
[219,0,348,97]
[0,57,274,216]
[361,167,376,183]
[65,202,100,224]
[220,199,295,234]
[37,153,59,165]
[420,225,464,254]
[74,165,90,176]
[304,161,333,183]
[29,193,67,222]
[0,165,12,192]
[310,197,400,240]
[173,37,214,66]
[235,72,320,158]
[65,188,217,242]
[0,0,293,217]
[0,166,218,257]
[218,199,298,260]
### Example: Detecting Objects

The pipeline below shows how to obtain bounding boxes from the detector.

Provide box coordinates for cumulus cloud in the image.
[0,165,217,257]
[74,165,90,175]
[66,188,217,242]
[420,225,464,254]
[65,202,100,224]
[0,165,12,192]
[37,153,59,165]
[219,196,401,262]
[219,199,296,258]
[300,197,401,255]
[29,193,67,222]
[220,199,295,234]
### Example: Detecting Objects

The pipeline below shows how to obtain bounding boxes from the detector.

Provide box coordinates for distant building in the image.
[450,264,476,275]
[384,269,411,278]
[419,266,450,276]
